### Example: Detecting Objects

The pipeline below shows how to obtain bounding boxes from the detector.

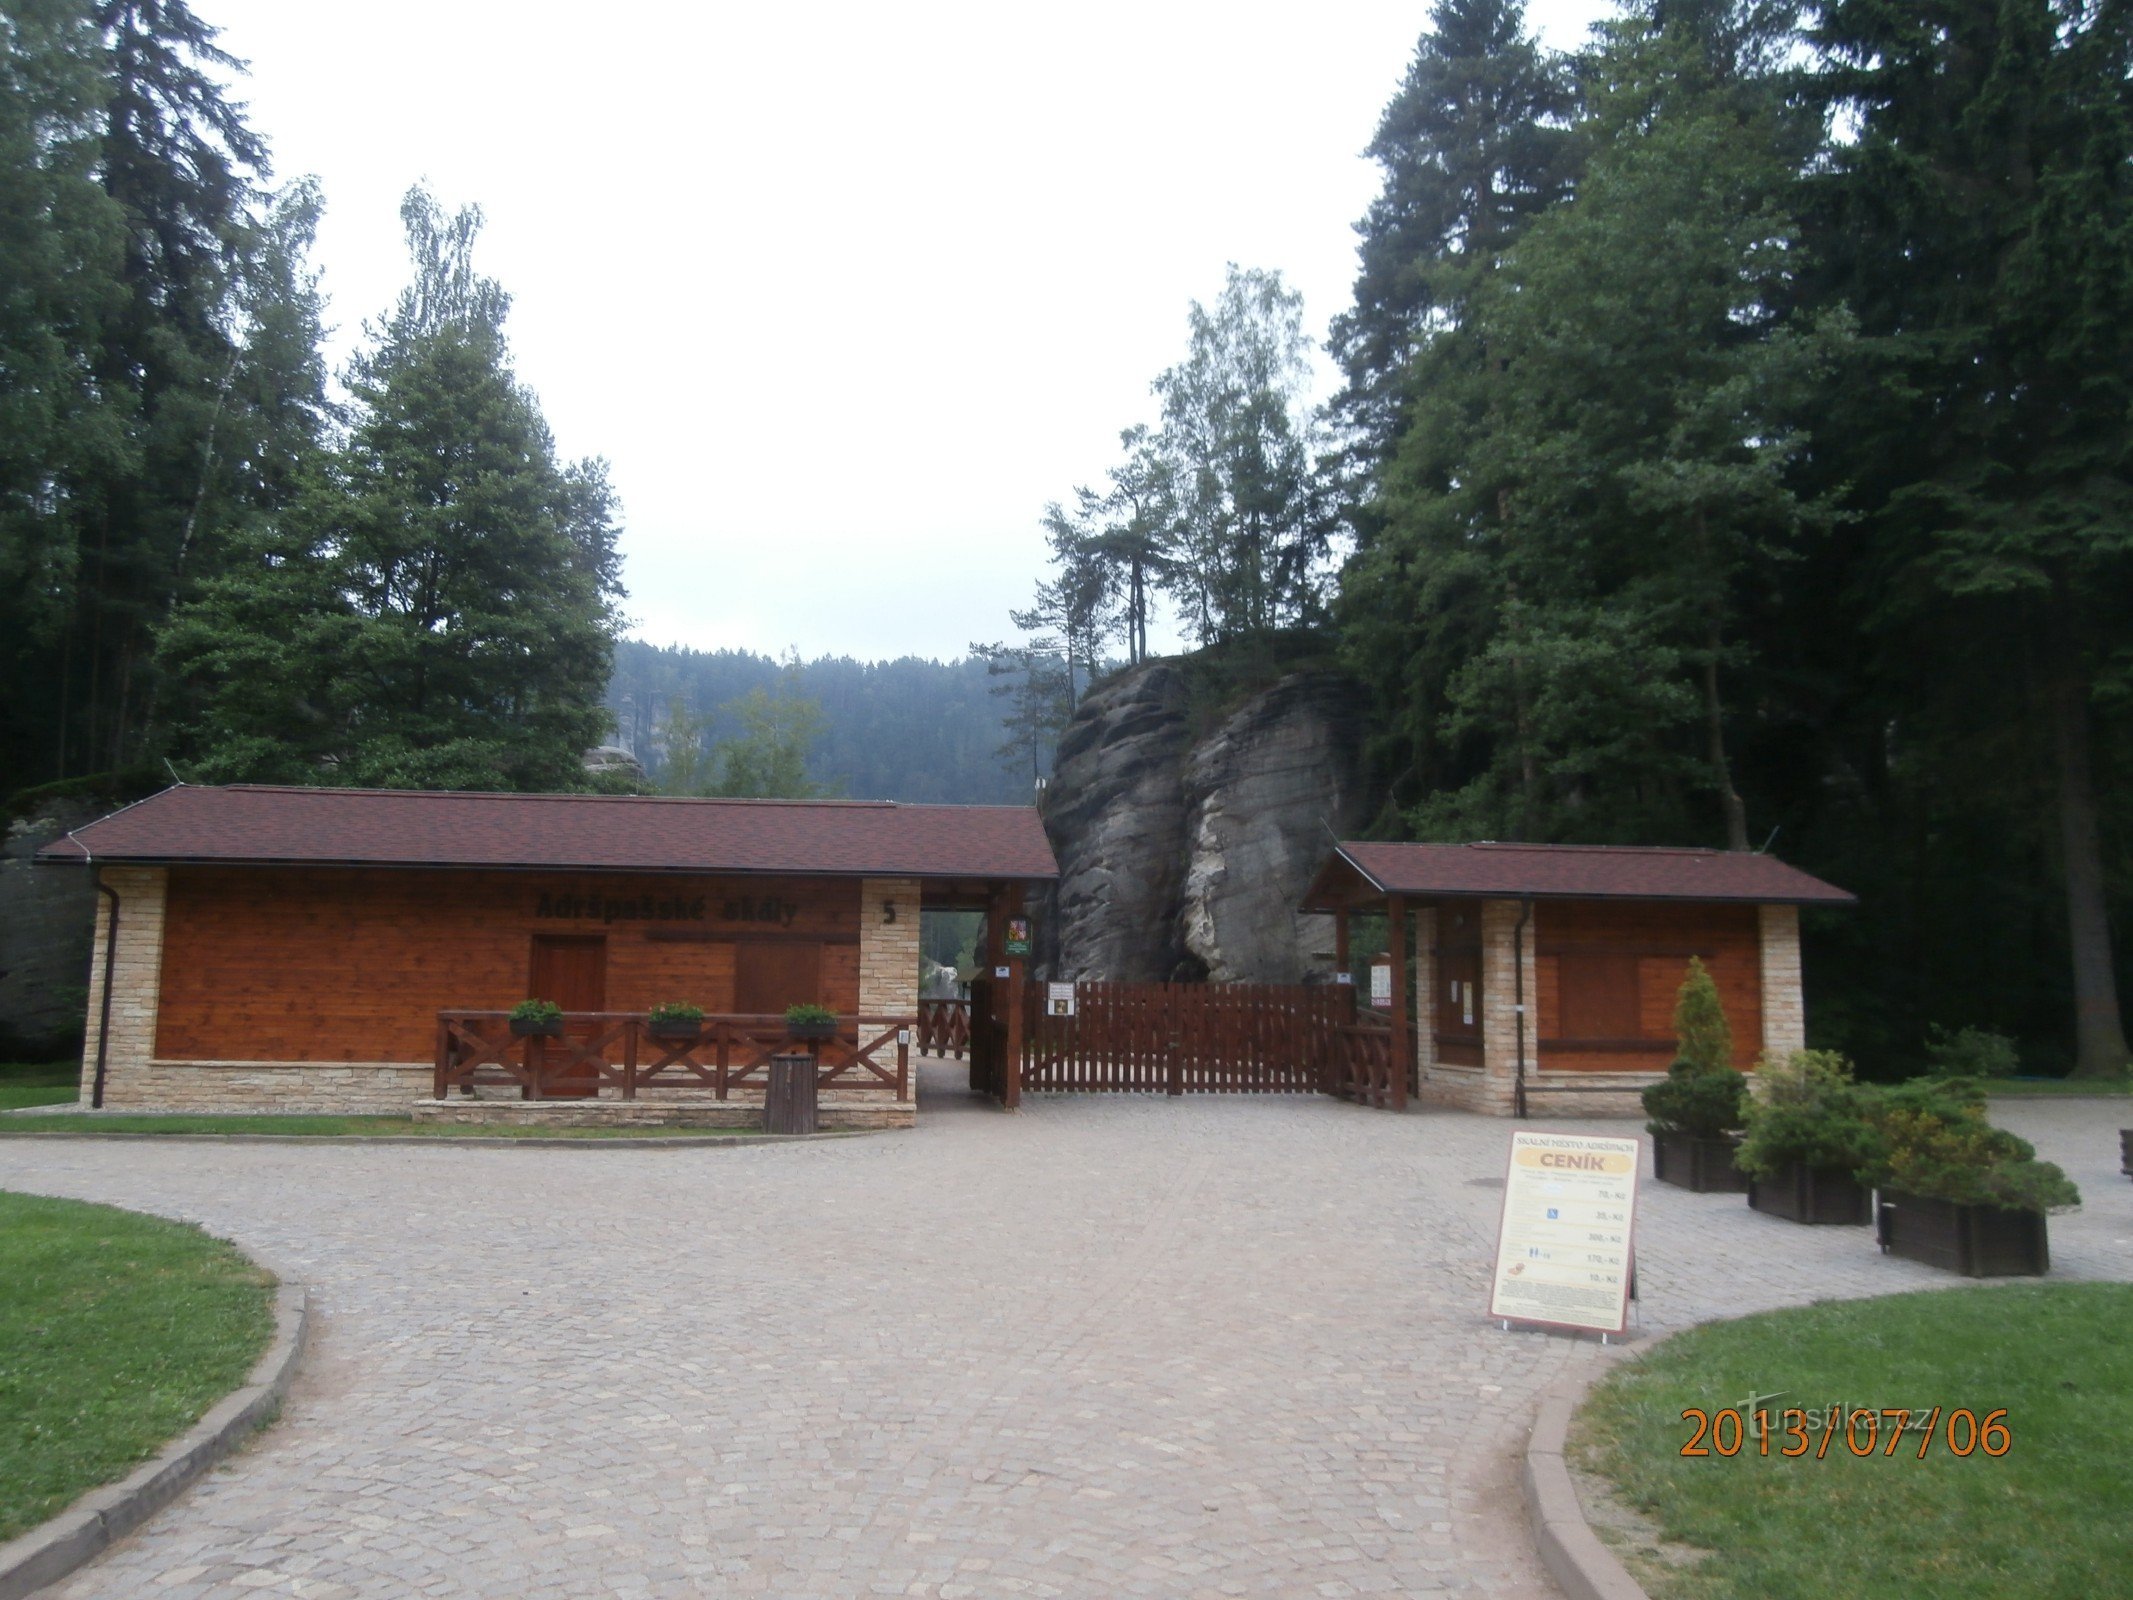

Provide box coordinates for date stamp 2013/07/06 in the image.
[1681,1397,2013,1460]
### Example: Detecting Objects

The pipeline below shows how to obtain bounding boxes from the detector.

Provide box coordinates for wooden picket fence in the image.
[1020,980,1360,1096]
[917,998,970,1060]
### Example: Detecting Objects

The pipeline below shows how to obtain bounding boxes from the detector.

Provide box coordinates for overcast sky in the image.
[205,0,1614,663]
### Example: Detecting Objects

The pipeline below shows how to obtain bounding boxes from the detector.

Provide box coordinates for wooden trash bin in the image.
[765,1050,819,1135]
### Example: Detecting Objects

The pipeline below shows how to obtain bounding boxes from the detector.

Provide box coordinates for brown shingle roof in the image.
[37,785,1059,881]
[1301,841,1853,909]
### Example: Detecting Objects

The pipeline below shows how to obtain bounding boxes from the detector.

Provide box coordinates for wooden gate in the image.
[1020,980,1369,1097]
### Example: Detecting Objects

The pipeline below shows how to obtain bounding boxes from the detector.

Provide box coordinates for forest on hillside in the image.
[3,0,2130,1078]
[603,643,1037,804]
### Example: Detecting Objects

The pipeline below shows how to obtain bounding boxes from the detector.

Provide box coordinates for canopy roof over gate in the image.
[39,784,1060,883]
[1300,840,1853,910]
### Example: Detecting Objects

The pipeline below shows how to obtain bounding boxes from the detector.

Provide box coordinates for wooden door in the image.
[1435,945,1483,1066]
[734,941,822,1016]
[529,935,606,1098]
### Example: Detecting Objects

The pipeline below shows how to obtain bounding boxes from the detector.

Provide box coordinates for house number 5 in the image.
[883,900,897,923]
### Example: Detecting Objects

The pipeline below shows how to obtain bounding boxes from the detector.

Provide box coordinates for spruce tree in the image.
[162,186,623,791]
[1804,0,2133,1075]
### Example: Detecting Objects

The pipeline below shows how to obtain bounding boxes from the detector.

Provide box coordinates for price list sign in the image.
[1487,1130,1641,1336]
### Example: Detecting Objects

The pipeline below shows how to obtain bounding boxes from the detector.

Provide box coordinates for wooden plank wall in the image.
[1532,900,1763,1071]
[155,866,864,1063]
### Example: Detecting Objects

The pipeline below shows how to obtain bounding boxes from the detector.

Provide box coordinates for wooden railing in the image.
[917,998,971,1060]
[434,1012,914,1102]
[1326,1015,1399,1110]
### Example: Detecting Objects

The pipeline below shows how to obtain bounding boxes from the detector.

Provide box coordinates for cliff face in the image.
[1042,663,1195,980]
[1042,662,1372,982]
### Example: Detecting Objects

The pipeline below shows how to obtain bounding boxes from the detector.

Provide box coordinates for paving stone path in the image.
[3,1072,2126,1599]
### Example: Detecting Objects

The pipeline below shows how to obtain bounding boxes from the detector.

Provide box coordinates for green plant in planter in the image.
[1642,958,1746,1137]
[1861,1084,2080,1212]
[1922,1023,2021,1079]
[784,1004,836,1027]
[1673,955,1731,1074]
[647,1003,705,1026]
[1644,1062,1748,1138]
[1736,1050,1882,1179]
[509,999,563,1028]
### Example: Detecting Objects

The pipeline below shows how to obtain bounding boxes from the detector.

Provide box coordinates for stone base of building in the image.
[86,1061,434,1113]
[84,1062,914,1128]
[1417,1068,1517,1116]
[409,1096,915,1130]
[1417,1067,1655,1118]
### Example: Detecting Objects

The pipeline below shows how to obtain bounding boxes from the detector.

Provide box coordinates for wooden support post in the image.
[1334,905,1350,979]
[1387,894,1410,1111]
[1004,881,1026,1112]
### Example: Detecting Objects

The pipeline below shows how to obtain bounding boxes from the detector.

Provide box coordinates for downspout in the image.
[91,865,119,1110]
[1512,897,1532,1120]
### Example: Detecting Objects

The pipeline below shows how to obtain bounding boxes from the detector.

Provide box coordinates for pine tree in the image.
[1040,424,1175,667]
[1327,0,1573,469]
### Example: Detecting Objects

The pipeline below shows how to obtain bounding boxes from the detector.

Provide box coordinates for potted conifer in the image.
[1735,1050,1876,1224]
[509,999,564,1038]
[1864,1079,2078,1276]
[1643,957,1750,1192]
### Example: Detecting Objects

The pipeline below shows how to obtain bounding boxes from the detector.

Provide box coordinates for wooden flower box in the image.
[1652,1132,1750,1193]
[647,1021,702,1043]
[510,1016,563,1039]
[785,1019,837,1041]
[1747,1159,1871,1225]
[1875,1190,2050,1277]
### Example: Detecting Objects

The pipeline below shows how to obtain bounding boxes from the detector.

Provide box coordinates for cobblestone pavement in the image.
[3,1072,2126,1600]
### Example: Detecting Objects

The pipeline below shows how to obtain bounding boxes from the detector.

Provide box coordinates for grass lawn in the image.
[1573,1284,2132,1599]
[0,1191,274,1544]
[1974,1075,2131,1096]
[0,1059,80,1111]
[0,1113,801,1139]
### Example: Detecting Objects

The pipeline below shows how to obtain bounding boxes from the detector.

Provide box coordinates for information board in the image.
[1487,1130,1640,1336]
[1046,982,1076,1017]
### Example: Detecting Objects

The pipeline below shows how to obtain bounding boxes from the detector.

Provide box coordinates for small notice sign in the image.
[1046,982,1076,1017]
[1488,1131,1640,1336]
[1005,917,1032,957]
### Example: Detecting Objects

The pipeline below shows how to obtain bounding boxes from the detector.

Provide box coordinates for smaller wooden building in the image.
[40,785,1058,1124]
[1300,842,1853,1116]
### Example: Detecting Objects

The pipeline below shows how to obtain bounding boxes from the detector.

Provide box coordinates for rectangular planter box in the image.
[1876,1190,2050,1277]
[1748,1159,1871,1225]
[1652,1132,1750,1194]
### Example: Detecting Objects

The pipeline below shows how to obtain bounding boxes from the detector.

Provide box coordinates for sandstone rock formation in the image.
[1041,662,1373,983]
[1041,663,1194,980]
[1178,673,1372,982]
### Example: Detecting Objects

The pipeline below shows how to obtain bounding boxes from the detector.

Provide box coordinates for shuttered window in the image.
[1555,951,1639,1039]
